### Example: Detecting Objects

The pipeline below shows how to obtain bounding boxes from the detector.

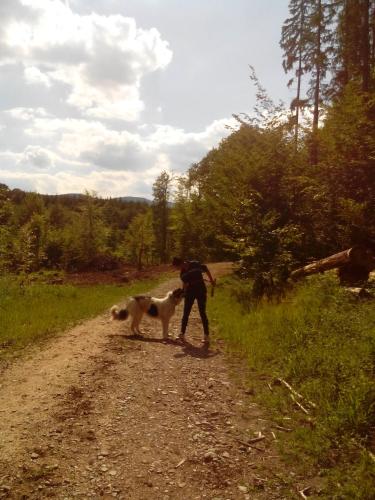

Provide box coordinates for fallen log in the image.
[344,287,372,299]
[290,246,375,283]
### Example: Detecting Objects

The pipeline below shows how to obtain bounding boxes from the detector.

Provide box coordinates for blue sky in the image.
[0,0,293,197]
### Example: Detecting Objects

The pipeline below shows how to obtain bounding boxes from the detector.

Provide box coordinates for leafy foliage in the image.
[152,171,172,263]
[123,210,154,269]
[0,186,152,273]
[169,3,375,297]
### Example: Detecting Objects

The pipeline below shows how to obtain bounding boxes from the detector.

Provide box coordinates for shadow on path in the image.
[108,334,219,359]
[173,340,220,360]
[109,333,179,345]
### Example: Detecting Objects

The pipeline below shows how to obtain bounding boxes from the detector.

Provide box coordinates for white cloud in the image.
[19,145,54,168]
[5,106,49,120]
[24,66,51,87]
[1,0,172,120]
[0,112,237,196]
[0,1,239,198]
[0,164,145,198]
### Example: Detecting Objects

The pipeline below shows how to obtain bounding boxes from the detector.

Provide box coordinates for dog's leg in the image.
[130,315,139,335]
[135,312,144,335]
[161,318,170,339]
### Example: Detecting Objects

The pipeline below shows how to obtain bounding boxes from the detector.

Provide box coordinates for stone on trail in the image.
[238,485,248,493]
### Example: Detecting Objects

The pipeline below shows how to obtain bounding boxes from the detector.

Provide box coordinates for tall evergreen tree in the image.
[361,0,371,91]
[280,0,310,148]
[330,0,375,95]
[123,210,154,269]
[0,184,16,271]
[152,171,172,263]
[281,0,334,163]
[307,0,335,163]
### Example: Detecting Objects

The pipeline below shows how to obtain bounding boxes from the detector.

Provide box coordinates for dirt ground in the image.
[0,263,300,499]
[62,264,173,286]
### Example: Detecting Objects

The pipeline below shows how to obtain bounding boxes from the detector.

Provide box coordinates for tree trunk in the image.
[310,0,322,166]
[371,2,375,70]
[290,245,375,280]
[295,0,305,150]
[342,0,350,86]
[361,0,370,91]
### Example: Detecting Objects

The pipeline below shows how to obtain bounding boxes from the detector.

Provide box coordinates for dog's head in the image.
[171,287,184,304]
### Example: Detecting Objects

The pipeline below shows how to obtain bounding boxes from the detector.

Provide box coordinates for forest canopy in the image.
[1,0,374,298]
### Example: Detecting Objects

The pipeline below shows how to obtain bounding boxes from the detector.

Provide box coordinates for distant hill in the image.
[54,193,152,204]
[114,196,152,205]
[4,185,155,206]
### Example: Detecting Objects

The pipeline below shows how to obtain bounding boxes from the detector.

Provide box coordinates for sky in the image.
[0,0,292,198]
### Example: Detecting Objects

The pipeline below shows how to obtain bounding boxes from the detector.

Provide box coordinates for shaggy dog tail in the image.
[110,305,129,321]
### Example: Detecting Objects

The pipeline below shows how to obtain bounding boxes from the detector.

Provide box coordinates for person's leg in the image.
[180,292,195,337]
[196,290,209,340]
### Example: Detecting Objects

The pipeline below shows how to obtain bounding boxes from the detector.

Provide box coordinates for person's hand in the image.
[210,279,216,297]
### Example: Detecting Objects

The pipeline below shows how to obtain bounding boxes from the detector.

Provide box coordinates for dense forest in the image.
[0,186,152,273]
[1,0,374,298]
[172,0,375,295]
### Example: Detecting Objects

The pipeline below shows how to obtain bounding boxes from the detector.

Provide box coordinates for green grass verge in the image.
[0,274,166,357]
[208,274,375,499]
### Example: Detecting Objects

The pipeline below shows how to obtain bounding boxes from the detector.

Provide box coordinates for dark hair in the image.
[172,257,183,266]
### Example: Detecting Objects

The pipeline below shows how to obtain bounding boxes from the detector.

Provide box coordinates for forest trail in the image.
[0,263,293,499]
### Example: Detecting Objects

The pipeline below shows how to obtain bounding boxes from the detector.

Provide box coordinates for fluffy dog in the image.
[111,288,184,339]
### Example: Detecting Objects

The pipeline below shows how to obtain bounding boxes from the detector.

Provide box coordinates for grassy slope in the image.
[208,275,375,499]
[0,275,165,356]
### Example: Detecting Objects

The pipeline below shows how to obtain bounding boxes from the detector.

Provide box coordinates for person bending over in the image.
[172,257,215,345]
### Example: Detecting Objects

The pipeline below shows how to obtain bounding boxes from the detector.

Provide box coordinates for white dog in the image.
[110,288,184,339]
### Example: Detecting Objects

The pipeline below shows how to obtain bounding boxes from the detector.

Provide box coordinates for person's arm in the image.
[203,265,216,297]
[202,265,215,285]
[207,269,215,285]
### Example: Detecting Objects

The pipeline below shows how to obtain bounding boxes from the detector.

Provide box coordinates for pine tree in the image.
[280,0,310,148]
[152,171,172,263]
[123,210,154,269]
[0,184,16,271]
[330,0,375,95]
[281,0,335,163]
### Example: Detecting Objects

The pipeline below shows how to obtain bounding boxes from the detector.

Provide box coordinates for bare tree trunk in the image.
[362,0,371,91]
[313,0,322,133]
[295,1,305,150]
[371,1,375,70]
[342,0,350,86]
[310,0,322,165]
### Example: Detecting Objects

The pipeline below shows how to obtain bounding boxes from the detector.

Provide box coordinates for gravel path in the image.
[0,263,294,499]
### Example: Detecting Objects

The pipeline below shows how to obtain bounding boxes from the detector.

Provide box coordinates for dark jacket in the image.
[180,261,208,291]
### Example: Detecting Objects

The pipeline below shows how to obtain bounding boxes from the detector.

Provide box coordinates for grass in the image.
[0,273,166,357]
[208,274,375,499]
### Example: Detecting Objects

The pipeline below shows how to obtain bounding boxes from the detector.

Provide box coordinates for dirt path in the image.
[0,263,294,499]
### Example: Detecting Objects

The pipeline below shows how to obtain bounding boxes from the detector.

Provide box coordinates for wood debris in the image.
[274,378,316,409]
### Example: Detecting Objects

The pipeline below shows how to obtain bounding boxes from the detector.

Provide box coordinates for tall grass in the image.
[0,275,165,356]
[208,275,375,498]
